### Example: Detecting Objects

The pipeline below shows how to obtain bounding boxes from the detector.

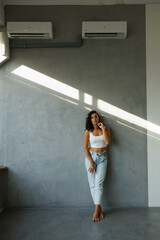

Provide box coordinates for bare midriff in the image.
[89,147,107,153]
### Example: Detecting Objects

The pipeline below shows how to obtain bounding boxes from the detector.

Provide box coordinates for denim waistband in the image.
[89,149,107,156]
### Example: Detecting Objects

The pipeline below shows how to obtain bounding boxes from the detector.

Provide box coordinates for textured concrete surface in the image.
[0,5,147,208]
[0,207,160,240]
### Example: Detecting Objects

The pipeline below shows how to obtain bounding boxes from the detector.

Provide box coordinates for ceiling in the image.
[1,0,160,5]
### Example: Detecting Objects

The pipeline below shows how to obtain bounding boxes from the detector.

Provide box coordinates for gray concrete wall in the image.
[0,5,147,208]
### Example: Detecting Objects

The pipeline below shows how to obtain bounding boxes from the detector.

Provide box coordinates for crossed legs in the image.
[85,158,107,222]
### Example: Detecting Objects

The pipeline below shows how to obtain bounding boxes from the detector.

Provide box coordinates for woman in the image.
[83,110,111,222]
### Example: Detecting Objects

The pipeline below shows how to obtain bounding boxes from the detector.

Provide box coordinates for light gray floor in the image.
[0,207,160,240]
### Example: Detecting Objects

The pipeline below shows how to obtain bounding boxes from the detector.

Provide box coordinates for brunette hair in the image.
[85,110,101,131]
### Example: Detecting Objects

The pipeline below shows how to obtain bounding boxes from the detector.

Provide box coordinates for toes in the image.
[93,217,100,222]
[93,209,101,222]
[93,214,100,222]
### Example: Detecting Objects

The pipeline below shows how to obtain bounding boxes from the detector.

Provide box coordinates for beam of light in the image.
[84,93,93,105]
[1,43,5,56]
[11,65,160,136]
[0,31,9,64]
[117,121,160,141]
[98,99,160,135]
[84,106,92,111]
[0,42,7,63]
[0,55,7,62]
[11,65,79,100]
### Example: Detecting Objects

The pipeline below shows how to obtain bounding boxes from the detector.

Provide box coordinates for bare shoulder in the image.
[84,129,90,135]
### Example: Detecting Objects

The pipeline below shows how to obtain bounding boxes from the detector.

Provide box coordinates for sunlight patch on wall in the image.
[11,65,79,100]
[0,30,9,65]
[11,65,160,136]
[0,41,7,62]
[98,99,160,135]
[84,93,92,105]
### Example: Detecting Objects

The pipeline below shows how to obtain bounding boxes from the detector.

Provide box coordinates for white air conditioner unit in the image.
[7,22,53,39]
[82,21,127,39]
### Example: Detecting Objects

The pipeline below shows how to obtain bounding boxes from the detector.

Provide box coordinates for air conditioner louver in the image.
[85,33,123,38]
[9,33,51,38]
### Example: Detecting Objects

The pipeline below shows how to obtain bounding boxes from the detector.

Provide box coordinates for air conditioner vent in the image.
[10,33,50,36]
[85,32,122,38]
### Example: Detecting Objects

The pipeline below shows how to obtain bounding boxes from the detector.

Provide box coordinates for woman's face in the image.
[91,113,99,126]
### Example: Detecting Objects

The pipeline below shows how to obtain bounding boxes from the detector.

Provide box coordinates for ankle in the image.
[95,204,100,209]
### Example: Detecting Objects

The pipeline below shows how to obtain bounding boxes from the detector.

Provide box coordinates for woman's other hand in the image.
[88,162,96,173]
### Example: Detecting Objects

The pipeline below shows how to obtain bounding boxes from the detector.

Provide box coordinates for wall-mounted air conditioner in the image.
[82,21,127,39]
[7,22,53,39]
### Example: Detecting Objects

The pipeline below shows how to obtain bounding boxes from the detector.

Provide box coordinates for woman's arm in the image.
[102,126,111,145]
[83,130,95,173]
[83,130,94,164]
[97,122,111,145]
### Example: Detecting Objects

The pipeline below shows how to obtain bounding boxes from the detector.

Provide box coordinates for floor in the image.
[0,207,160,240]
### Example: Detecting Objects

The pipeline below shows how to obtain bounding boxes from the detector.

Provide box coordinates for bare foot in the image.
[99,206,105,219]
[92,212,100,222]
[92,206,100,222]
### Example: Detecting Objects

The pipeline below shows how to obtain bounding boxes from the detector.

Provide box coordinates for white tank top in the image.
[89,131,107,148]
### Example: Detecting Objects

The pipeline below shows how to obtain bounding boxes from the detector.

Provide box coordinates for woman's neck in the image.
[93,125,100,130]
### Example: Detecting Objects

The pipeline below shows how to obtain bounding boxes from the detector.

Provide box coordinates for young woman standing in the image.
[83,110,111,222]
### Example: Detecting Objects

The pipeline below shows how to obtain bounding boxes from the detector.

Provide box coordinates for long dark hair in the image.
[85,110,101,131]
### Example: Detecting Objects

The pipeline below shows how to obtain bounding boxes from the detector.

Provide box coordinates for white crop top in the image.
[89,131,107,148]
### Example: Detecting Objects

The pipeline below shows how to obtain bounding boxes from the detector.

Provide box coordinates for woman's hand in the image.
[97,122,105,130]
[88,162,96,173]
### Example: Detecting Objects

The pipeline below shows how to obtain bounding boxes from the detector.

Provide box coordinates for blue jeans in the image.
[85,149,108,205]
